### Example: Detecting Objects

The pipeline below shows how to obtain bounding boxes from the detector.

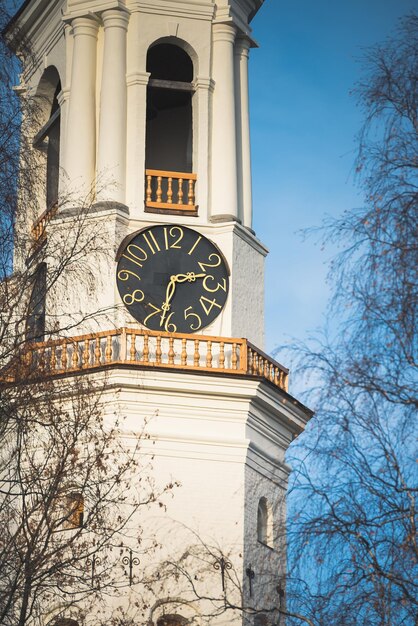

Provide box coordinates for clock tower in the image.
[7,0,312,624]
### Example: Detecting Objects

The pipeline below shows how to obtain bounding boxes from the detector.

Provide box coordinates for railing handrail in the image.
[4,328,289,392]
[32,202,58,241]
[246,340,289,375]
[145,169,197,180]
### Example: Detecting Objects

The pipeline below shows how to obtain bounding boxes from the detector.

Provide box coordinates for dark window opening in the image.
[147,43,193,82]
[26,263,47,342]
[257,496,273,547]
[66,492,84,529]
[46,83,61,209]
[157,615,188,626]
[33,81,61,210]
[146,44,193,174]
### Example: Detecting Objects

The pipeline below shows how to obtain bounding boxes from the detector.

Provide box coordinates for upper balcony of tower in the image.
[6,0,262,232]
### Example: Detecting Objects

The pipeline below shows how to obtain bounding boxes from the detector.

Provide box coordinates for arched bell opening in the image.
[145,43,197,214]
[33,67,61,211]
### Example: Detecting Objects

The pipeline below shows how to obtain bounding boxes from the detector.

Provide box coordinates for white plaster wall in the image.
[89,366,302,625]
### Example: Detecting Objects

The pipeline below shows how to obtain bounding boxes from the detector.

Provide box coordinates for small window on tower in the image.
[26,263,47,342]
[65,492,84,529]
[157,615,188,626]
[257,497,273,547]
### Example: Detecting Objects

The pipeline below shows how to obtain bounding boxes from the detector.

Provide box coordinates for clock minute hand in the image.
[160,275,177,326]
[160,272,206,327]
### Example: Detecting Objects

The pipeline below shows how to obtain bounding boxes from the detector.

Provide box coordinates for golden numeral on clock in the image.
[118,269,141,282]
[199,296,222,316]
[122,244,148,268]
[142,231,161,255]
[123,289,145,306]
[163,226,184,250]
[198,254,221,273]
[202,275,227,293]
[143,303,161,327]
[184,306,202,331]
[165,312,177,333]
[188,235,202,256]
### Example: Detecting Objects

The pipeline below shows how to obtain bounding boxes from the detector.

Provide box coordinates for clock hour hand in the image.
[160,272,207,327]
[173,272,206,283]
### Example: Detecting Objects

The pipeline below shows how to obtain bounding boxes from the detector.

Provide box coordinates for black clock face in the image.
[116,225,229,333]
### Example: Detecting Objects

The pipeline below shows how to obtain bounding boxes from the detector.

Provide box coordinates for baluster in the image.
[194,339,200,366]
[61,341,68,370]
[120,328,127,361]
[105,335,112,363]
[188,178,194,206]
[258,356,264,376]
[130,333,136,361]
[206,341,213,368]
[252,351,258,375]
[168,337,175,365]
[24,348,33,368]
[72,342,79,369]
[143,334,149,364]
[219,342,225,369]
[156,176,162,203]
[232,343,238,370]
[94,338,101,365]
[50,345,57,371]
[181,338,187,366]
[274,367,279,387]
[156,335,162,364]
[167,177,173,204]
[178,178,183,205]
[83,339,90,367]
[247,349,253,374]
[146,174,152,203]
[38,346,45,371]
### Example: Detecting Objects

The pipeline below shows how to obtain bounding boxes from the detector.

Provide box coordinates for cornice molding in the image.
[127,0,214,21]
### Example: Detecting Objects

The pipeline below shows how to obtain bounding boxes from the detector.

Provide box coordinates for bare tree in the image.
[283,13,418,626]
[0,8,175,625]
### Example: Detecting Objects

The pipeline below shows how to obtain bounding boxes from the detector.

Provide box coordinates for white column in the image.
[125,10,149,217]
[96,9,129,204]
[64,16,98,197]
[194,76,214,223]
[210,23,238,221]
[235,36,253,230]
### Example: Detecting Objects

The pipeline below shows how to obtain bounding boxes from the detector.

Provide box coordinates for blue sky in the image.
[249,0,417,362]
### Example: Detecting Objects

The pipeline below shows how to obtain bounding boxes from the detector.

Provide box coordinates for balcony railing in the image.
[145,169,197,213]
[32,203,58,242]
[4,328,289,392]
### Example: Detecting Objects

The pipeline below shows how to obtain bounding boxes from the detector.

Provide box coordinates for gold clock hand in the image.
[173,272,206,283]
[160,273,206,327]
[160,276,177,326]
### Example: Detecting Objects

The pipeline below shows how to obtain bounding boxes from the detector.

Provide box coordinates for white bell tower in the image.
[7,0,311,624]
[12,0,271,346]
